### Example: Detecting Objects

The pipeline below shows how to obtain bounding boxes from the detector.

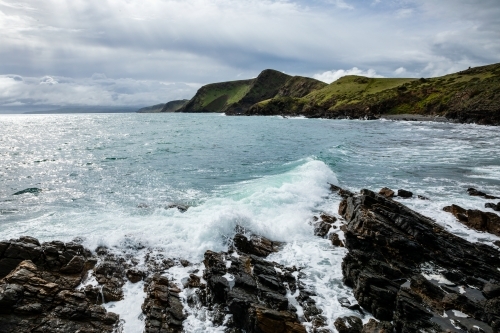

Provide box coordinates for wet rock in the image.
[0,260,118,333]
[126,268,144,283]
[94,259,125,302]
[340,189,500,332]
[329,183,355,198]
[378,188,395,198]
[483,282,500,299]
[417,195,430,200]
[320,213,337,224]
[334,316,363,333]
[314,221,331,237]
[361,319,394,333]
[142,274,186,333]
[468,188,499,199]
[202,235,310,333]
[494,240,500,247]
[329,233,345,247]
[166,204,189,213]
[485,202,500,211]
[233,233,282,257]
[444,206,500,236]
[397,189,413,198]
[12,188,42,195]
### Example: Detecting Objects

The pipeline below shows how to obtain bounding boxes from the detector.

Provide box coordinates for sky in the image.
[1,0,499,110]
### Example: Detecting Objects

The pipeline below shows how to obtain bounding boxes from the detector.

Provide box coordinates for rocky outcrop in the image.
[444,204,500,237]
[0,237,119,333]
[142,274,185,333]
[199,232,325,333]
[339,189,500,332]
[468,188,499,199]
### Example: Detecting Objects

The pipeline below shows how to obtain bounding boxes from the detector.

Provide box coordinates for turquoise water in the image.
[1,113,499,332]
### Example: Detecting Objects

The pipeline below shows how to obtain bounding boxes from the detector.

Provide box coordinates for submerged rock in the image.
[339,189,500,332]
[166,204,190,213]
[12,188,42,196]
[397,189,413,198]
[468,188,499,199]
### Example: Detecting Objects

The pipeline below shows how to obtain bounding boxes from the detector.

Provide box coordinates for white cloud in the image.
[0,74,197,107]
[313,67,384,84]
[394,67,406,75]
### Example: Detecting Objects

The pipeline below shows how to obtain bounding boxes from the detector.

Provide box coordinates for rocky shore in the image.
[1,185,500,332]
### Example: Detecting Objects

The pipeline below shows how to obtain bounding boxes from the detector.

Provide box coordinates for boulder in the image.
[334,316,363,333]
[233,233,282,257]
[378,188,395,198]
[485,202,500,211]
[397,189,413,198]
[361,319,394,333]
[443,206,500,237]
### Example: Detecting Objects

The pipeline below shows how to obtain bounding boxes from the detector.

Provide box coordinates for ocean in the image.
[1,113,499,332]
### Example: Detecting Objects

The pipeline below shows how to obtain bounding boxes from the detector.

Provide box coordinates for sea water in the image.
[1,113,499,332]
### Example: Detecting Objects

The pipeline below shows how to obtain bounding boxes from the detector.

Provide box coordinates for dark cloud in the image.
[0,0,499,107]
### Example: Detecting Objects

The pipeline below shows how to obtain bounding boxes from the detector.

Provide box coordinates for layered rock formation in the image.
[338,189,500,332]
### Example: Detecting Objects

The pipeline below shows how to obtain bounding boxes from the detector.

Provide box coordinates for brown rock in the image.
[379,188,395,198]
[443,204,469,223]
[126,268,143,283]
[361,319,394,333]
[233,234,281,257]
[334,316,363,333]
[320,213,337,224]
[329,234,345,247]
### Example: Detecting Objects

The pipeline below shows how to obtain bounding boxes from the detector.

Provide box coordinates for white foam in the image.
[103,281,146,333]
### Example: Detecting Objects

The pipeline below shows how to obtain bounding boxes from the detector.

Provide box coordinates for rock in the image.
[202,235,313,333]
[329,233,345,247]
[378,188,395,198]
[485,202,500,211]
[339,189,500,332]
[494,241,500,247]
[483,282,500,299]
[329,183,355,198]
[444,206,500,236]
[397,189,413,198]
[334,316,363,333]
[142,274,185,333]
[314,221,331,237]
[0,260,118,333]
[233,233,282,257]
[417,195,430,200]
[320,213,337,224]
[126,268,143,283]
[166,204,189,213]
[361,319,394,333]
[12,188,42,195]
[468,188,499,199]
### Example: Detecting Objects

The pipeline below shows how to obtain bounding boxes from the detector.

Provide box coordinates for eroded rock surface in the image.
[339,189,500,332]
[0,237,119,333]
[444,204,500,237]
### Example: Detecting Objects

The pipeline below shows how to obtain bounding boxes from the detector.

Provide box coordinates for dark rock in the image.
[314,221,331,238]
[339,189,500,332]
[320,213,337,224]
[483,282,500,299]
[233,233,281,257]
[166,204,189,213]
[334,316,363,333]
[468,188,499,199]
[494,241,500,247]
[361,319,394,333]
[0,260,118,333]
[12,188,42,195]
[142,274,186,333]
[329,183,354,198]
[378,188,395,198]
[485,202,500,211]
[126,268,144,283]
[329,233,345,247]
[417,195,430,200]
[397,189,413,198]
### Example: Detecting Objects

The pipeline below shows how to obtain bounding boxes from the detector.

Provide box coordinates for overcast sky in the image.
[1,0,499,110]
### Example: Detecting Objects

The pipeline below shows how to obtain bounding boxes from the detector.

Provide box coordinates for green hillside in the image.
[160,99,189,112]
[247,63,500,125]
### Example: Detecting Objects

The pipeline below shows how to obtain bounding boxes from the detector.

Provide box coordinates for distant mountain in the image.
[160,100,189,112]
[24,106,138,114]
[137,104,166,113]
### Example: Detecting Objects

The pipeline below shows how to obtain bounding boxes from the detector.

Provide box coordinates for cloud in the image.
[394,67,406,75]
[0,74,198,108]
[0,0,499,107]
[313,67,384,84]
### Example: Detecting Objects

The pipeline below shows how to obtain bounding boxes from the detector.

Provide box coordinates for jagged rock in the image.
[334,316,363,333]
[320,213,337,224]
[0,260,118,333]
[202,235,311,333]
[126,268,144,283]
[485,202,500,211]
[340,189,500,332]
[330,183,354,198]
[444,205,500,236]
[361,319,394,333]
[141,274,185,333]
[397,189,413,198]
[468,188,499,199]
[417,195,430,200]
[233,233,282,257]
[329,233,345,247]
[378,188,394,198]
[483,282,500,299]
[166,204,189,213]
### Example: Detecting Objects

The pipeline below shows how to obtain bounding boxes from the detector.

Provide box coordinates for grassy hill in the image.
[160,100,189,112]
[247,63,500,125]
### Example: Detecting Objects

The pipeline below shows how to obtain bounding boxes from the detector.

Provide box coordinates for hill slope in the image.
[160,100,189,112]
[247,63,500,125]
